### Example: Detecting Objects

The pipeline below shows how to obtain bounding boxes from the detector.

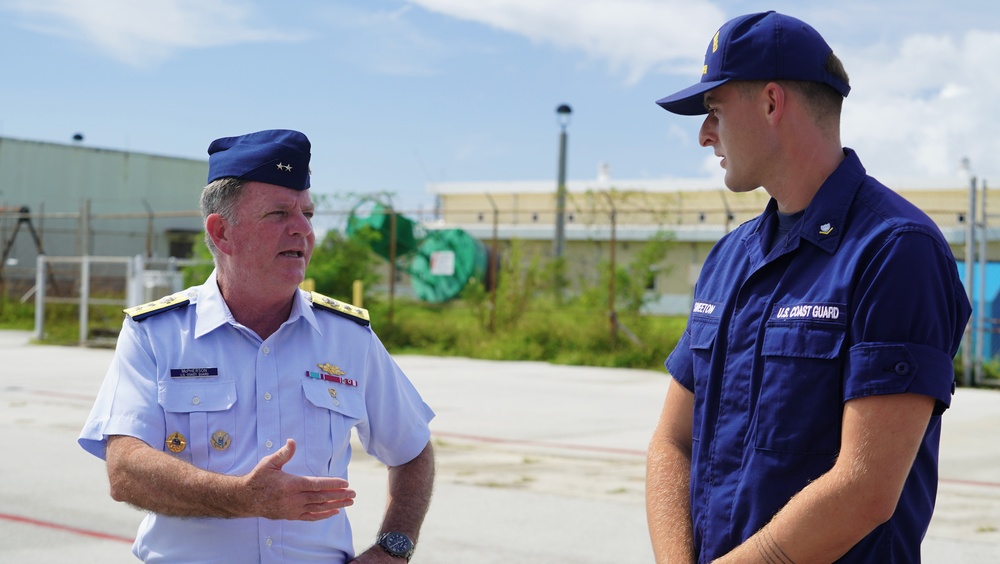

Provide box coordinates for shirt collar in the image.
[193,270,323,338]
[797,148,867,254]
[748,148,866,256]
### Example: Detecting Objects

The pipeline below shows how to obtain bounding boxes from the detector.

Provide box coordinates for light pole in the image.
[553,104,572,258]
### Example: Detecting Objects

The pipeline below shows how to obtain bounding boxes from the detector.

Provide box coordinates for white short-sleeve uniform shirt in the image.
[79,272,434,563]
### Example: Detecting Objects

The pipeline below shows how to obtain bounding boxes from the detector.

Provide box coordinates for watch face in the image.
[381,532,413,555]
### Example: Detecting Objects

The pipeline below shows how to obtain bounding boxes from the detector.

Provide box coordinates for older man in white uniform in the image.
[80,129,434,563]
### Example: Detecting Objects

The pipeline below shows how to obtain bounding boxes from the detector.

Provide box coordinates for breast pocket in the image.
[755,322,846,454]
[301,381,363,476]
[158,380,237,472]
[688,317,720,443]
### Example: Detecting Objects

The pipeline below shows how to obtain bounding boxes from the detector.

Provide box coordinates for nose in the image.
[699,114,717,148]
[289,210,313,237]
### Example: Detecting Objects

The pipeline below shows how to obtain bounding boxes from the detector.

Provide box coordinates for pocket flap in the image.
[689,318,720,351]
[158,380,236,413]
[761,323,846,360]
[301,380,363,420]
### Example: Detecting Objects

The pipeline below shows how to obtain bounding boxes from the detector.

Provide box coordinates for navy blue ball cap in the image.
[656,11,851,116]
[207,129,311,191]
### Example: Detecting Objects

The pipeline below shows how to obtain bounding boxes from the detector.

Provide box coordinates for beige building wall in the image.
[428,177,993,315]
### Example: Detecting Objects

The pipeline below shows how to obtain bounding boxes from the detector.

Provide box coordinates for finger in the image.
[303,477,352,491]
[297,508,342,521]
[265,438,296,471]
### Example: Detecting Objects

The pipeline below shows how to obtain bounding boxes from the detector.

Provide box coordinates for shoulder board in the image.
[310,292,370,326]
[124,293,191,322]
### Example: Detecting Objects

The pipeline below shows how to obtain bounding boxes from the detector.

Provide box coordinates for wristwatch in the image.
[377,531,415,561]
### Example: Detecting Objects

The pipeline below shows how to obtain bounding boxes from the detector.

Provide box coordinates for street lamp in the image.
[553,104,572,258]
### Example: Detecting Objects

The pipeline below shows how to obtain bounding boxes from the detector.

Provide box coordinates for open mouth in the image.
[280,250,304,258]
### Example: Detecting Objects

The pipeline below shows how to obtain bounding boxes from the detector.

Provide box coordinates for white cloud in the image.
[843,29,1000,180]
[3,0,304,67]
[407,0,725,83]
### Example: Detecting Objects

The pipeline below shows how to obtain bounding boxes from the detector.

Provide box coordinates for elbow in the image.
[851,483,902,532]
[107,463,132,503]
[867,493,901,527]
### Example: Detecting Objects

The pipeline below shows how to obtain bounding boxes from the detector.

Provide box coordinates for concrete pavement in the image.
[1,329,998,562]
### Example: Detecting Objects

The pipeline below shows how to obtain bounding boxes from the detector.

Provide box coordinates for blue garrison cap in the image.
[656,11,850,116]
[207,129,311,190]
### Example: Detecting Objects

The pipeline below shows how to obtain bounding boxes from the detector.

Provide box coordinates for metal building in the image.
[0,136,207,287]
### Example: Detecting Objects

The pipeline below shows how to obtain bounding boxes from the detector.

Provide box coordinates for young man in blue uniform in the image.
[80,129,433,563]
[645,12,971,563]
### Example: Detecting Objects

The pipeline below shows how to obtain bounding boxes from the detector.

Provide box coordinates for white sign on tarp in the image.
[430,250,455,276]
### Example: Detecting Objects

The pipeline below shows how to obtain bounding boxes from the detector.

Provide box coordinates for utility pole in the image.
[553,104,572,258]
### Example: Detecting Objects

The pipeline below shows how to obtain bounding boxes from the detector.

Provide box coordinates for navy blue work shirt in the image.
[665,149,972,562]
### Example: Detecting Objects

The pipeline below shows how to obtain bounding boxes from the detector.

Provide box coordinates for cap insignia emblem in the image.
[276,162,293,172]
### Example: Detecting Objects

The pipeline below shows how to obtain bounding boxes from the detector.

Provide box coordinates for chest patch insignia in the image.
[166,432,187,453]
[773,303,844,321]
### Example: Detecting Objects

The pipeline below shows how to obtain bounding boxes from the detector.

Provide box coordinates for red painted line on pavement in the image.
[0,512,133,544]
[939,478,1000,488]
[433,430,647,457]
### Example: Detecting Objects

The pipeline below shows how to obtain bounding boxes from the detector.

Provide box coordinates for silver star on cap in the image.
[276,162,293,172]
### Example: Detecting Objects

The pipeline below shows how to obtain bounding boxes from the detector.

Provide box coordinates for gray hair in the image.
[199,177,247,259]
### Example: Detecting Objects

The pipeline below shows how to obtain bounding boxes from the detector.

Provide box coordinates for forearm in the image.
[715,468,884,564]
[716,394,934,563]
[106,435,248,518]
[646,438,695,563]
[377,442,435,542]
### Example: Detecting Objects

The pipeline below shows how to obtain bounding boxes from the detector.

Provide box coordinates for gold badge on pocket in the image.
[211,430,231,451]
[166,432,187,453]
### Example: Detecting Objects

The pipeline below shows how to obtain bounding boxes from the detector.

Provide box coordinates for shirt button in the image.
[263,392,272,401]
[265,440,273,449]
[894,362,911,376]
[333,399,340,406]
[266,537,273,547]
[262,345,270,355]
[192,396,200,405]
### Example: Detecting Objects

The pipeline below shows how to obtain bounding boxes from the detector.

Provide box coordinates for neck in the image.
[767,135,844,214]
[216,270,296,340]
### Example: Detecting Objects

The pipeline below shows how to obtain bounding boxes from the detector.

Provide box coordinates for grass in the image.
[0,292,684,371]
[367,298,686,371]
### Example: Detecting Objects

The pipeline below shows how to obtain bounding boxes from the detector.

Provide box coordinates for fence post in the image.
[80,255,90,344]
[34,255,46,341]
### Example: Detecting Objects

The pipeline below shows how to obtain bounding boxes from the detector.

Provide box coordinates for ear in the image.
[205,213,234,255]
[762,82,786,124]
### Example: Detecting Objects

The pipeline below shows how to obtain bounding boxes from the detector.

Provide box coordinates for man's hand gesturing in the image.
[241,438,356,521]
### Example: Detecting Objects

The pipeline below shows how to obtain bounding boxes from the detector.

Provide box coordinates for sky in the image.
[0,0,997,215]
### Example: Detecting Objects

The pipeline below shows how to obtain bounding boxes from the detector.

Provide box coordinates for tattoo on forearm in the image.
[754,527,795,564]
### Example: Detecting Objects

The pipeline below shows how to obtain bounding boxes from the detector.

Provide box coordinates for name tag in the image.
[691,301,720,316]
[170,367,219,378]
